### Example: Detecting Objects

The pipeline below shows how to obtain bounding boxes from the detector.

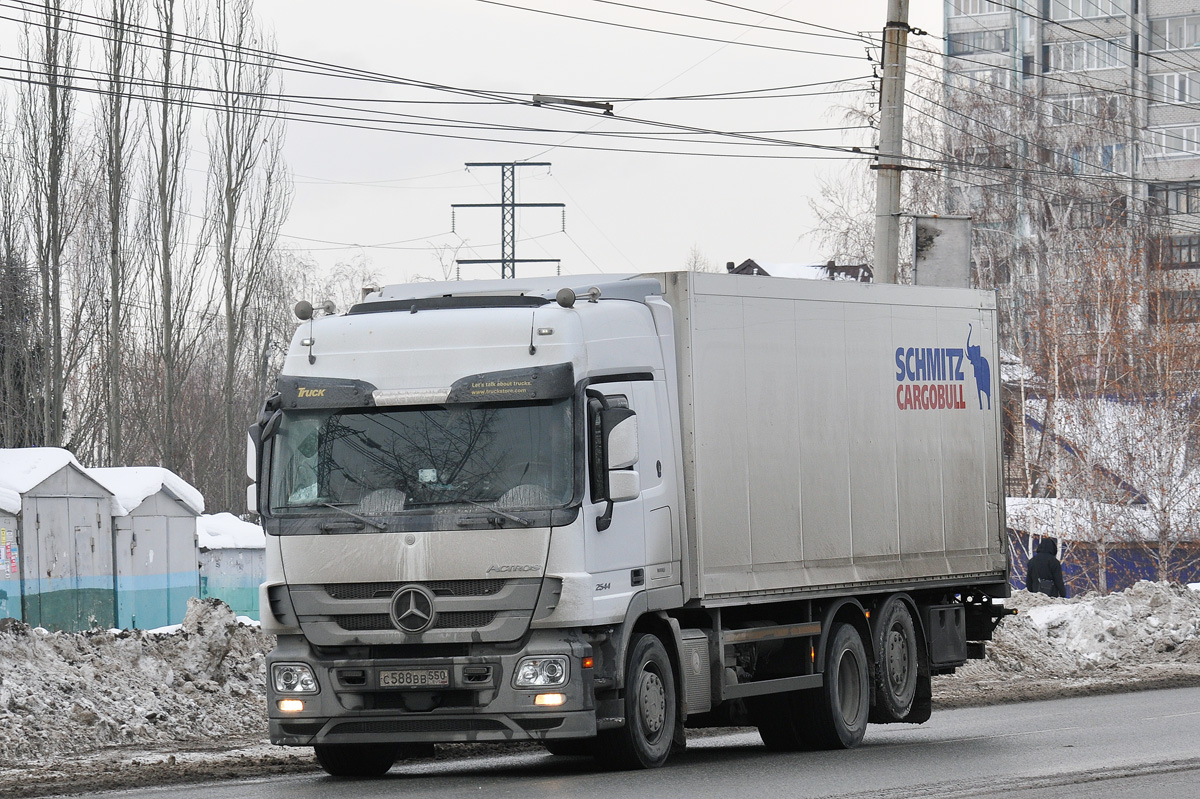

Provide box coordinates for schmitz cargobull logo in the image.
[894,324,991,412]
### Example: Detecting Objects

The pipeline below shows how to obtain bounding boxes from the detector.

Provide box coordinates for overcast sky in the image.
[253,0,945,285]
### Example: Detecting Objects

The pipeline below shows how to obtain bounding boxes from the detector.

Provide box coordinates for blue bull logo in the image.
[894,324,991,412]
[965,324,991,411]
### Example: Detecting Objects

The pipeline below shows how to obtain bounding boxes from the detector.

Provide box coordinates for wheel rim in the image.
[886,626,911,691]
[835,649,862,724]
[638,666,667,741]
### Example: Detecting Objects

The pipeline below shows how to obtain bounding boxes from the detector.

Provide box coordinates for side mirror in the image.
[608,470,640,502]
[604,412,638,470]
[588,396,642,531]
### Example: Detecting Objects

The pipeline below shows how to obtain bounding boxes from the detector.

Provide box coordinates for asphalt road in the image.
[109,686,1200,799]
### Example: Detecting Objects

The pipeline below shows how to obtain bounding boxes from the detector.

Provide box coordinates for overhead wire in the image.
[984,0,1200,79]
[904,88,1200,239]
[581,0,867,44]
[0,60,877,161]
[16,0,1196,250]
[473,0,871,59]
[0,3,880,162]
[906,9,1200,205]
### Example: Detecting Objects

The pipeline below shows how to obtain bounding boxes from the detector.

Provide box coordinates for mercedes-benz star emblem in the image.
[389,585,436,634]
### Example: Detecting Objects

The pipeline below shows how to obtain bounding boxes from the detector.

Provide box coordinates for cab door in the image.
[583,380,646,617]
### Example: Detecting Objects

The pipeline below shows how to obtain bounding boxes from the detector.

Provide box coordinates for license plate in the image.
[378,668,450,689]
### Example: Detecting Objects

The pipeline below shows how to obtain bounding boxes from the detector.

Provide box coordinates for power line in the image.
[581,0,867,44]
[474,0,872,59]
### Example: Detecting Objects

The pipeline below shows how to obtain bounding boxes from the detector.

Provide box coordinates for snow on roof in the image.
[999,350,1039,386]
[1006,496,1200,543]
[88,467,205,517]
[196,513,265,550]
[0,486,19,516]
[1025,396,1200,512]
[0,447,84,495]
[754,262,831,280]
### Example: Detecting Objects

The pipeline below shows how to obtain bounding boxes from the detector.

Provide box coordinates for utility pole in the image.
[873,0,910,285]
[453,162,565,279]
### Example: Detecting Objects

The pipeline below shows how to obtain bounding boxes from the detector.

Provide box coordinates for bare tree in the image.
[0,112,44,448]
[684,244,716,273]
[413,241,464,282]
[18,0,80,447]
[807,46,944,275]
[143,0,209,472]
[97,0,142,466]
[205,0,291,510]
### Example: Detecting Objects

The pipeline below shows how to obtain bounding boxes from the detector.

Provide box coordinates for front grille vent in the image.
[332,718,508,735]
[324,580,507,600]
[335,611,498,632]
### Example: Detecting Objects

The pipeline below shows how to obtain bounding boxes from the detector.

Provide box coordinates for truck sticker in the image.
[894,325,991,412]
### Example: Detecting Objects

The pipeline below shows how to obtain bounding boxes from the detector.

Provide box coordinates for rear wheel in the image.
[800,622,869,750]
[595,633,677,769]
[313,743,402,778]
[751,692,806,751]
[871,597,919,722]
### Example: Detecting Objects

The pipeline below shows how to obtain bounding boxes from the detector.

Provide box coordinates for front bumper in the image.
[267,632,597,745]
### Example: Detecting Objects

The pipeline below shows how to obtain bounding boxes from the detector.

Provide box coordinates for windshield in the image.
[268,398,574,516]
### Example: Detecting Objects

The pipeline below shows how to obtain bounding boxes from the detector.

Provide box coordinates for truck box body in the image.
[253,271,1009,773]
[660,272,1006,603]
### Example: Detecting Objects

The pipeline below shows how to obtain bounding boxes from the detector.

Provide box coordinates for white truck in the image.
[250,271,1010,776]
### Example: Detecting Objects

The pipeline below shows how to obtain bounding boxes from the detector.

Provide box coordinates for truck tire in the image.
[313,743,401,778]
[595,633,677,769]
[800,622,869,750]
[751,692,807,751]
[871,597,919,722]
[544,738,595,757]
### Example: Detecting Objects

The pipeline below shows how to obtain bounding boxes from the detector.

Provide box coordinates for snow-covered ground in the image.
[2,584,1199,796]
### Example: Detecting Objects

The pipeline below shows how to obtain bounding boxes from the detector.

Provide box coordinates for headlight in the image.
[272,663,319,694]
[513,656,569,689]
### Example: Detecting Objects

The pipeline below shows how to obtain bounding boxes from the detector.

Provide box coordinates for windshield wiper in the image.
[319,502,387,532]
[460,499,531,528]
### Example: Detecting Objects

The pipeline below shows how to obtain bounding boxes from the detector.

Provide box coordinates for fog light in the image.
[272,663,319,694]
[278,699,305,713]
[534,693,566,707]
[513,656,569,688]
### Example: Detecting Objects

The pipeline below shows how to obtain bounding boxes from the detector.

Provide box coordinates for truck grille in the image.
[335,611,498,632]
[324,580,507,599]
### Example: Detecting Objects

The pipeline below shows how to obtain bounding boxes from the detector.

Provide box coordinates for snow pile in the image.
[197,513,266,550]
[0,598,270,766]
[936,581,1200,706]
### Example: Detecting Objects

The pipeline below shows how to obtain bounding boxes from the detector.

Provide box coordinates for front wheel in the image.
[595,633,677,769]
[313,743,401,778]
[544,738,595,757]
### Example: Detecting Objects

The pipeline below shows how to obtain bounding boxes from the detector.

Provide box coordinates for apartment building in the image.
[944,0,1200,325]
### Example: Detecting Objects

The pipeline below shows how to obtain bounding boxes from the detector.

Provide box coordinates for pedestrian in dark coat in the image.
[1026,537,1068,598]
